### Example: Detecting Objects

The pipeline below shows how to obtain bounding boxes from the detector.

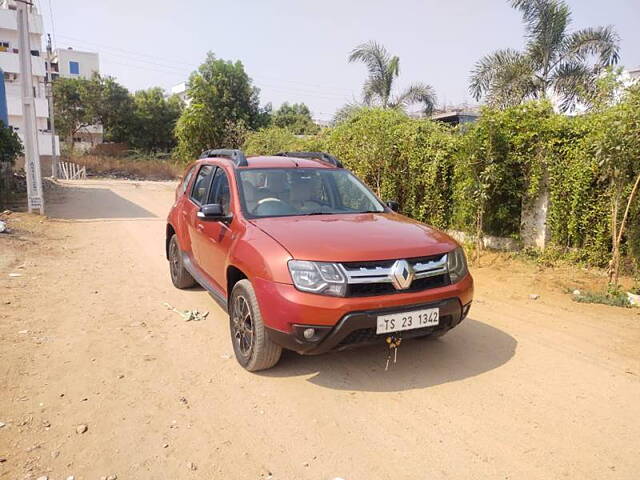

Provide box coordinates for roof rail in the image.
[200,149,248,167]
[275,151,343,168]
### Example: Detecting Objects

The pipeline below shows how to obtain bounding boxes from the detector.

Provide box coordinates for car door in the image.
[186,164,216,269]
[196,166,235,292]
[175,165,196,253]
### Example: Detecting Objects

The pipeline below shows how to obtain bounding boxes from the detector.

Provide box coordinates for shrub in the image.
[243,126,303,156]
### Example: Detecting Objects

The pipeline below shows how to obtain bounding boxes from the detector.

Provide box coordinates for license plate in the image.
[376,307,439,334]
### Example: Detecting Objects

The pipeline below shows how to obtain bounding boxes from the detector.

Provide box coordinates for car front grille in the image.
[347,273,449,296]
[340,253,450,297]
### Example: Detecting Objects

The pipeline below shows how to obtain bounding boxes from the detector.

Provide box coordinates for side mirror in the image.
[385,201,400,212]
[196,204,232,223]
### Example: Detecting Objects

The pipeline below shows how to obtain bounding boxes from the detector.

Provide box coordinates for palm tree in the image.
[348,41,437,115]
[469,0,620,111]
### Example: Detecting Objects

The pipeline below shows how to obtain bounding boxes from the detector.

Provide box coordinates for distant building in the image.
[170,81,189,105]
[0,0,59,156]
[51,47,99,80]
[50,47,103,149]
[431,109,480,126]
[622,67,640,86]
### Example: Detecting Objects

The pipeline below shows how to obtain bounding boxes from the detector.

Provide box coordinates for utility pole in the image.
[46,34,57,178]
[16,0,44,214]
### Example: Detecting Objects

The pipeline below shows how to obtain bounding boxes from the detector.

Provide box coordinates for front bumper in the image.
[267,297,471,354]
[253,273,474,355]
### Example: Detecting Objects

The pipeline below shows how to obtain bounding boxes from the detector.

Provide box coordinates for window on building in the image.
[0,41,9,52]
[69,61,80,75]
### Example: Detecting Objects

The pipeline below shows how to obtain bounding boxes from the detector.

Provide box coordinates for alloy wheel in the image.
[169,239,180,281]
[232,295,254,358]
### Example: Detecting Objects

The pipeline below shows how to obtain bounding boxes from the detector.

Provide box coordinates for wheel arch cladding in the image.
[227,265,247,302]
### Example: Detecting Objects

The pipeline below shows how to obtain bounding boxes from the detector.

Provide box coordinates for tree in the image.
[0,120,22,165]
[130,88,183,152]
[589,83,640,285]
[53,74,135,150]
[90,75,135,143]
[348,41,437,115]
[470,0,620,111]
[53,77,100,152]
[0,121,23,205]
[175,52,263,159]
[271,102,320,135]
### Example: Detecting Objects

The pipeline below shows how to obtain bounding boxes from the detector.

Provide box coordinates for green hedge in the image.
[243,90,640,270]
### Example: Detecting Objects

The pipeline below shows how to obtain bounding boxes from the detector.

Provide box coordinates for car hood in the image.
[250,213,458,262]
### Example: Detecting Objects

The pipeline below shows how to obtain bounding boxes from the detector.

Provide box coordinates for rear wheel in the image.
[229,279,282,371]
[168,234,196,289]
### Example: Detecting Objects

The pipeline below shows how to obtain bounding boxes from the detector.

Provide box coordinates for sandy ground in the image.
[1,179,640,480]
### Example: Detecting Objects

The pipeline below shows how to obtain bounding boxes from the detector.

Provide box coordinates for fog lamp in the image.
[303,328,316,340]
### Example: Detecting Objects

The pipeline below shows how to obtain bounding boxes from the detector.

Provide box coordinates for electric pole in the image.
[16,0,44,214]
[46,34,57,178]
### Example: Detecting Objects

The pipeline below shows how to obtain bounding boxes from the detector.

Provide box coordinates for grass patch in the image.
[572,286,633,308]
[69,154,182,181]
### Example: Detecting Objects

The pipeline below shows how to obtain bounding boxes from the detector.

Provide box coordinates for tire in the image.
[229,279,282,371]
[168,234,196,289]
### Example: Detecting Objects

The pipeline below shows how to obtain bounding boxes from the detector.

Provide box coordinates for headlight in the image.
[447,247,468,283]
[288,260,347,297]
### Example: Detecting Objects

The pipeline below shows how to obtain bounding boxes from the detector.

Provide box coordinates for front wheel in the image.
[229,279,282,371]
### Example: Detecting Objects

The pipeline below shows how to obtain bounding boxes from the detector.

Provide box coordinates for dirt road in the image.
[2,179,640,480]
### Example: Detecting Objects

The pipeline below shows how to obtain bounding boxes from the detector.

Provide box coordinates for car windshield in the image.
[237,168,385,218]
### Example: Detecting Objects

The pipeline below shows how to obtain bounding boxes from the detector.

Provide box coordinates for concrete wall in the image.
[520,174,550,249]
[447,230,522,251]
[14,154,56,178]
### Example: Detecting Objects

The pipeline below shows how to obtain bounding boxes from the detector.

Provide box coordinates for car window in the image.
[190,165,215,205]
[207,167,231,215]
[180,166,195,195]
[237,168,384,218]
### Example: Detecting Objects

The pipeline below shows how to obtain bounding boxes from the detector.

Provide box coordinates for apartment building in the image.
[52,47,99,80]
[170,81,189,105]
[51,47,103,149]
[0,0,58,156]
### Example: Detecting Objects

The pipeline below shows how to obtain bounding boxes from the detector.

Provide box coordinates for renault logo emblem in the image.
[390,259,414,290]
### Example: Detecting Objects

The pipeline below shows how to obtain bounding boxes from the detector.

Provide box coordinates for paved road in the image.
[1,179,639,479]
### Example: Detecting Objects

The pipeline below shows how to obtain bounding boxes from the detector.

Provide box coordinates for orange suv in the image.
[166,150,473,371]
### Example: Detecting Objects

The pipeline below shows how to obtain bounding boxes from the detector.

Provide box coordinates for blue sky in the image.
[41,0,640,121]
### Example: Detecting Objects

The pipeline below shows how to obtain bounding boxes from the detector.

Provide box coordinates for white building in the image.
[51,47,99,80]
[622,67,640,87]
[51,47,103,149]
[170,81,189,105]
[0,0,58,156]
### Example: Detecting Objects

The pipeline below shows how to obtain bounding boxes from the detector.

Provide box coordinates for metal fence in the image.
[57,161,86,180]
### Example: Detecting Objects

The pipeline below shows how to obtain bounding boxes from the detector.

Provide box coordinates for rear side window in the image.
[190,165,215,205]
